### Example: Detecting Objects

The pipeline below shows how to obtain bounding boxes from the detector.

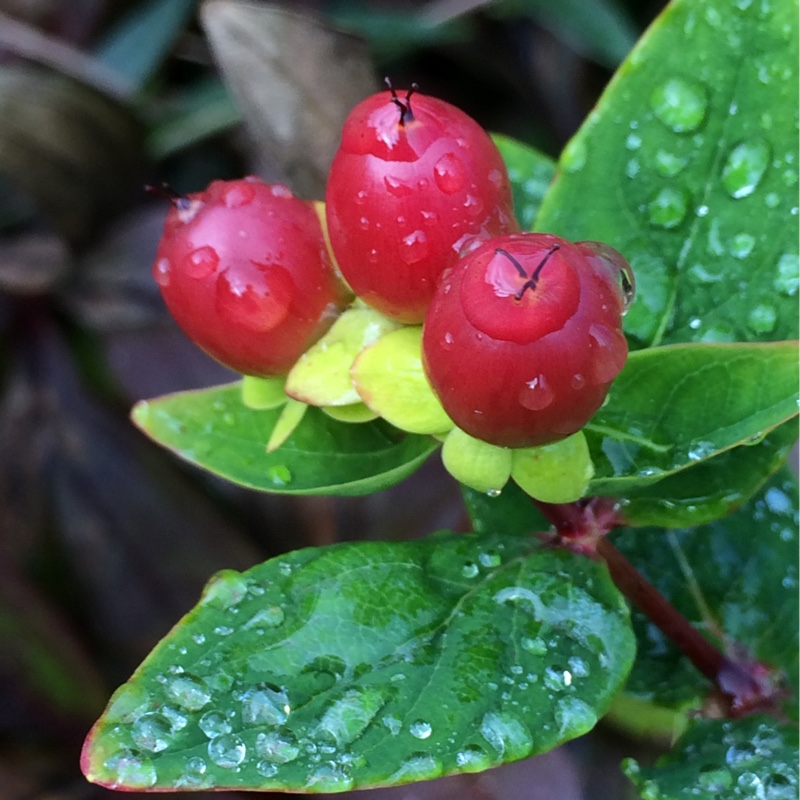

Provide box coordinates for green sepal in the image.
[352,326,454,436]
[241,375,287,410]
[285,308,400,406]
[441,427,512,495]
[266,398,308,452]
[512,432,594,504]
[321,403,379,424]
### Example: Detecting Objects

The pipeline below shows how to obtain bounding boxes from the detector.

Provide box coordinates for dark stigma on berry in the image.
[495,245,560,300]
[384,77,419,126]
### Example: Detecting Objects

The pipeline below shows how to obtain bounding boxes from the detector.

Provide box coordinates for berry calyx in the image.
[325,86,519,323]
[422,232,634,448]
[153,177,350,377]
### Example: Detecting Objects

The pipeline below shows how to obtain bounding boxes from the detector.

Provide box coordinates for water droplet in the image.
[687,440,715,462]
[244,606,285,629]
[462,561,479,578]
[215,267,292,333]
[208,733,246,768]
[202,569,248,609]
[462,193,484,217]
[479,711,533,759]
[409,720,433,740]
[166,674,211,711]
[561,136,587,173]
[256,761,278,778]
[486,488,502,498]
[571,373,586,390]
[104,749,157,789]
[316,687,385,746]
[401,230,429,264]
[519,374,555,411]
[478,551,502,568]
[198,710,232,739]
[651,77,708,133]
[433,153,467,194]
[304,763,353,791]
[384,174,413,197]
[183,246,220,280]
[544,667,572,691]
[213,625,234,636]
[625,158,640,179]
[390,753,442,782]
[223,182,256,208]
[267,464,293,486]
[242,687,290,726]
[654,150,688,178]
[774,253,798,296]
[697,767,733,792]
[626,133,642,150]
[726,234,756,262]
[382,714,402,735]
[567,656,590,677]
[647,186,689,228]
[161,705,187,731]
[747,303,777,334]
[185,756,207,776]
[358,215,370,231]
[554,697,598,738]
[131,712,174,752]
[521,636,547,655]
[721,139,771,199]
[270,184,293,198]
[255,729,300,763]
[153,257,171,286]
[455,745,494,772]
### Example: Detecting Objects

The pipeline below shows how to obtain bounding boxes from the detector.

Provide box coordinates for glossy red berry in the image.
[325,84,518,323]
[153,177,350,377]
[422,233,634,448]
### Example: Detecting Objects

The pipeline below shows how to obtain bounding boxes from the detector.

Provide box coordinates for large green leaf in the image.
[612,468,798,716]
[132,383,437,496]
[492,134,557,231]
[623,715,798,800]
[536,0,799,348]
[584,341,799,500]
[81,532,635,791]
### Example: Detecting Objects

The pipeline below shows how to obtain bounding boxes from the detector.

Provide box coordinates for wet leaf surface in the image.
[623,715,798,800]
[82,531,634,791]
[535,0,799,348]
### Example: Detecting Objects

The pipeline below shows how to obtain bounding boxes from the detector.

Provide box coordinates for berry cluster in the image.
[151,84,634,499]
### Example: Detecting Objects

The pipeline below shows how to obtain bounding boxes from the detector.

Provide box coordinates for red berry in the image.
[421,233,634,448]
[325,85,518,323]
[153,177,350,377]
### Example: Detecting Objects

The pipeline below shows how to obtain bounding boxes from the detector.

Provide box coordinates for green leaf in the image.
[492,133,557,231]
[94,0,197,90]
[462,481,552,538]
[536,0,799,347]
[613,468,799,716]
[131,383,437,496]
[584,341,799,499]
[623,715,798,800]
[81,531,635,791]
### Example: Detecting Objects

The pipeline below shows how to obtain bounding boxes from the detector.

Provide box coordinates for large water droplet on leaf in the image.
[479,711,533,759]
[104,749,157,789]
[255,729,301,764]
[166,674,211,711]
[647,186,689,228]
[730,233,756,259]
[554,697,597,738]
[650,77,708,133]
[408,719,433,740]
[654,150,688,177]
[207,733,246,768]
[241,687,290,726]
[198,710,232,739]
[131,712,174,752]
[315,687,386,746]
[773,254,798,296]
[721,139,771,198]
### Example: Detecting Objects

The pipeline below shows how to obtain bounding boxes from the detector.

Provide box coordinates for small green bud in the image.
[241,375,287,409]
[441,427,512,494]
[511,431,594,503]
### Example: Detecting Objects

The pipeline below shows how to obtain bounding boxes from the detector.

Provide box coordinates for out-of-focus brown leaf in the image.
[0,65,144,248]
[0,229,70,293]
[200,0,377,198]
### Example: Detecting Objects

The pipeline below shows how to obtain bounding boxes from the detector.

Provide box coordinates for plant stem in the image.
[595,536,724,683]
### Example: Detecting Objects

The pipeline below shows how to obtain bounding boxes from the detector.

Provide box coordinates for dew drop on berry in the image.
[384,175,414,197]
[183,246,220,279]
[222,181,256,208]
[153,257,172,286]
[463,194,484,217]
[433,153,467,194]
[359,216,370,231]
[215,268,292,333]
[269,184,294,198]
[571,373,586,390]
[518,374,555,411]
[401,230,429,264]
[587,324,628,384]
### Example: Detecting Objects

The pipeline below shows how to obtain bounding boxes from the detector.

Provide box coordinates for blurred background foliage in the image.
[0,1,668,797]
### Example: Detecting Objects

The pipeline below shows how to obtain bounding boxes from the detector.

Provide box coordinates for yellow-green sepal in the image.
[441,427,512,495]
[351,326,454,436]
[266,398,308,452]
[284,308,401,406]
[321,403,379,423]
[241,375,287,410]
[511,431,594,503]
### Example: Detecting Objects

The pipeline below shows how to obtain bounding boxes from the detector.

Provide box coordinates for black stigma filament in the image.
[385,77,418,126]
[495,244,560,300]
[145,182,190,210]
